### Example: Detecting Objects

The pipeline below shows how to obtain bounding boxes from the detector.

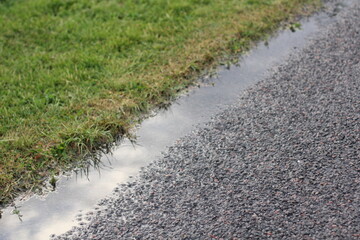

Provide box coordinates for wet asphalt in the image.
[55,0,360,239]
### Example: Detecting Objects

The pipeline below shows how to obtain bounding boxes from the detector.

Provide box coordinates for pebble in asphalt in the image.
[55,1,360,239]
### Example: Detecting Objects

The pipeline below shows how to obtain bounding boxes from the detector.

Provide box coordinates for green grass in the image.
[0,0,321,206]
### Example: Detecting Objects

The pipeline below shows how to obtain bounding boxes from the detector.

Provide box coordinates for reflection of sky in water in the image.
[0,14,327,240]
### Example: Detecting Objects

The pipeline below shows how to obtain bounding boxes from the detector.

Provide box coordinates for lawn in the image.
[0,0,320,206]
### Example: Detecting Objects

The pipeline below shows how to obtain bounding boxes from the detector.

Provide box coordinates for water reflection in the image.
[0,11,335,240]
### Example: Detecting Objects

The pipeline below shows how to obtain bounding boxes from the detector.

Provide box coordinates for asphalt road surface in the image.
[55,0,360,239]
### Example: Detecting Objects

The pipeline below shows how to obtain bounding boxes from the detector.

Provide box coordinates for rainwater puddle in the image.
[0,8,343,240]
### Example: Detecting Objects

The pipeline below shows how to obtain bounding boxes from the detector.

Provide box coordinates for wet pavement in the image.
[0,1,357,239]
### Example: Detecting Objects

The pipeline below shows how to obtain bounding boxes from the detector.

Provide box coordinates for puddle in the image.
[0,8,343,240]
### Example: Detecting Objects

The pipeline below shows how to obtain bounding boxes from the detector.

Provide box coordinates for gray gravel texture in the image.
[56,1,360,239]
